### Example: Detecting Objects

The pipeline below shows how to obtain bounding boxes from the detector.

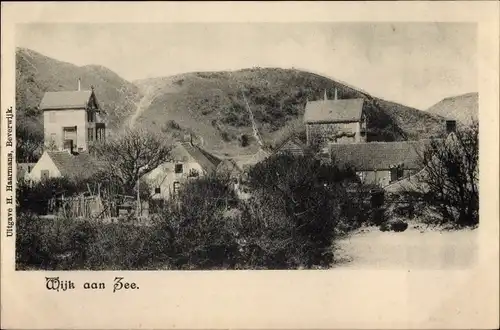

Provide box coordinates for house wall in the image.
[27,152,61,182]
[307,121,366,145]
[145,146,206,200]
[44,109,87,151]
[357,169,418,187]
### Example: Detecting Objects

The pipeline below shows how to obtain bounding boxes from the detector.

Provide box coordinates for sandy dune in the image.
[334,224,478,270]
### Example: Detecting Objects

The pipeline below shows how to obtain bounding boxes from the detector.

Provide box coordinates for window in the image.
[48,112,56,123]
[173,181,180,194]
[41,170,50,180]
[87,110,95,123]
[88,128,94,142]
[154,187,161,194]
[63,126,77,141]
[96,127,106,141]
[390,166,404,182]
[175,164,183,174]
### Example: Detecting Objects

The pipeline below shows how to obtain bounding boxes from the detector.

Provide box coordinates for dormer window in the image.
[175,164,183,174]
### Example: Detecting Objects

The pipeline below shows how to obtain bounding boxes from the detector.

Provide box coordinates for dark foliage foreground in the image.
[17,154,373,270]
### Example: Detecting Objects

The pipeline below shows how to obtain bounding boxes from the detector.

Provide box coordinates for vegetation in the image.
[17,152,378,270]
[91,128,174,195]
[16,108,44,162]
[405,122,479,227]
[17,48,446,160]
[133,67,446,154]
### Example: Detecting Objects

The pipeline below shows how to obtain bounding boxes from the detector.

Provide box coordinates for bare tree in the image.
[412,121,479,226]
[92,127,174,195]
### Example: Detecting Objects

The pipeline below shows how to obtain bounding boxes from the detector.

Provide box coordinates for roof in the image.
[47,151,102,179]
[180,142,221,173]
[329,140,431,171]
[39,90,93,110]
[304,98,364,124]
[275,135,307,152]
[234,148,271,171]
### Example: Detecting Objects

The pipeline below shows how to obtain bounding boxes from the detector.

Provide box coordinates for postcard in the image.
[1,1,498,329]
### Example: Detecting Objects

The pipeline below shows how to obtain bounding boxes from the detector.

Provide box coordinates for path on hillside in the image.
[333,224,478,269]
[128,84,158,128]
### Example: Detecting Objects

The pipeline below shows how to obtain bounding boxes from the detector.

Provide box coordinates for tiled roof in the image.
[39,91,92,110]
[47,151,101,180]
[329,140,431,171]
[304,98,364,124]
[180,142,221,174]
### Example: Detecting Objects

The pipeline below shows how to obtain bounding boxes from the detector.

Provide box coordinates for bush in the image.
[16,213,168,270]
[240,134,250,147]
[243,153,364,268]
[155,175,241,269]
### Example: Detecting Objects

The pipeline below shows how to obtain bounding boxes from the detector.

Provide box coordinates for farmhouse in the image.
[40,80,106,152]
[146,141,222,200]
[27,150,101,182]
[304,89,367,147]
[329,140,431,188]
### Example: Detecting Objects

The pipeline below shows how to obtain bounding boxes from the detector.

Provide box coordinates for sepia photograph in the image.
[2,2,499,329]
[14,22,480,271]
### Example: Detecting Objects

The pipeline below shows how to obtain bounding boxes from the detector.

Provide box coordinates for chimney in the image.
[334,88,338,100]
[324,89,328,101]
[78,78,81,91]
[446,120,457,134]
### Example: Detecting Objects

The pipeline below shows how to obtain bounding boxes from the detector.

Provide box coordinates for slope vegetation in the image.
[134,68,446,155]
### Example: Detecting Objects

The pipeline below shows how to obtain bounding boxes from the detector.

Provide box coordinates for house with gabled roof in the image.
[329,140,431,188]
[145,140,222,200]
[304,89,367,147]
[40,79,106,153]
[28,81,107,182]
[27,150,102,182]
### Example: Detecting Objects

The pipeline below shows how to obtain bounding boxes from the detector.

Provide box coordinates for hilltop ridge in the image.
[17,48,448,159]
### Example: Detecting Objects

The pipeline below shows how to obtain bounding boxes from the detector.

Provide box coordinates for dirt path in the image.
[333,224,478,269]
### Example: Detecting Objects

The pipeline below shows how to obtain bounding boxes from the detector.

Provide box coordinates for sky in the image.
[16,22,477,110]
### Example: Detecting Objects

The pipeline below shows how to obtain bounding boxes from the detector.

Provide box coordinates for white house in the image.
[145,141,222,200]
[27,150,100,182]
[39,80,106,153]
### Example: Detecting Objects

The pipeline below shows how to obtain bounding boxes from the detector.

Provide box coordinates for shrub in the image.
[243,153,364,268]
[240,134,250,147]
[154,175,241,269]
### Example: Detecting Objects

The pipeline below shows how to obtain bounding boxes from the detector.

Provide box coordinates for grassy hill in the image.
[426,92,478,125]
[16,47,142,129]
[134,68,446,156]
[16,49,447,160]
